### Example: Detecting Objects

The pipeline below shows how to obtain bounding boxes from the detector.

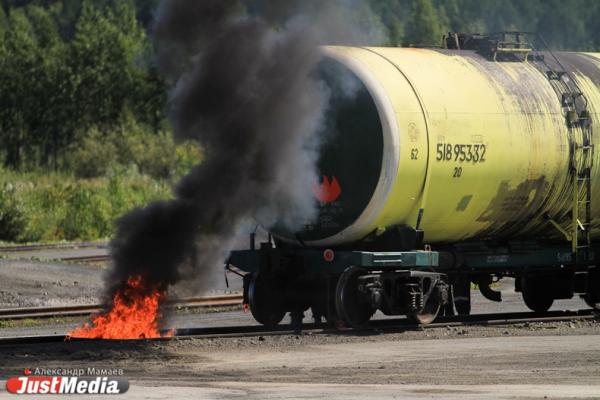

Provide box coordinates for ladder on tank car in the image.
[530,35,594,264]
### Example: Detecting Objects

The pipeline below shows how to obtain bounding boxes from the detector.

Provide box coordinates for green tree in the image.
[368,0,404,45]
[68,1,146,134]
[24,5,69,168]
[404,0,445,46]
[587,1,600,50]
[0,8,38,169]
[535,0,587,50]
[0,5,7,38]
[109,0,167,132]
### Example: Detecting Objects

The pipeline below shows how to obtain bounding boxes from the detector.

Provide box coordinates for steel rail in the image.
[0,294,244,321]
[57,254,111,263]
[1,251,110,263]
[0,309,596,346]
[0,242,107,253]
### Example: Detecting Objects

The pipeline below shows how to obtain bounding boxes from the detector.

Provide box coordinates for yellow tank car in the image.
[231,34,600,329]
[287,44,599,249]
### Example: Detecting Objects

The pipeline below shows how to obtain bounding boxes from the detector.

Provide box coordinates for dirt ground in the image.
[0,259,104,308]
[1,254,599,399]
[0,321,599,399]
[0,255,239,309]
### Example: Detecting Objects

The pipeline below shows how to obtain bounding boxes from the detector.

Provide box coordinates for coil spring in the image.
[406,285,423,312]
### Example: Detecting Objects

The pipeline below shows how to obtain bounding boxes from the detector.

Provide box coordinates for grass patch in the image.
[0,318,46,329]
[0,171,172,243]
[0,316,86,329]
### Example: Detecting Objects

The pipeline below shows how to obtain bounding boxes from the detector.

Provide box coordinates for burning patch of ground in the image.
[67,276,173,340]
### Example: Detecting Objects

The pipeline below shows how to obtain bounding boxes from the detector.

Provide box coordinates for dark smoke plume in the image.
[105,0,383,301]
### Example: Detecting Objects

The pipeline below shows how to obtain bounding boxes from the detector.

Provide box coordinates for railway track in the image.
[0,294,243,321]
[0,242,107,253]
[0,309,596,346]
[0,241,111,264]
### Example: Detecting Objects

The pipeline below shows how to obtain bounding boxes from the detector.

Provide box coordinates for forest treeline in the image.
[1,0,599,243]
[1,0,600,174]
[0,0,168,174]
[371,0,600,50]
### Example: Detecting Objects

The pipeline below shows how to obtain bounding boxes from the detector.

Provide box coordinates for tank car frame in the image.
[227,228,600,329]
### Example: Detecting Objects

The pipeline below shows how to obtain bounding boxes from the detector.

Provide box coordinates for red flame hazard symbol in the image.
[313,176,342,204]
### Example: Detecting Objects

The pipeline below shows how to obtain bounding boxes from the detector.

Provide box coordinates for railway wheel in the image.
[248,273,286,327]
[453,276,471,316]
[335,266,374,328]
[521,276,554,313]
[407,278,441,325]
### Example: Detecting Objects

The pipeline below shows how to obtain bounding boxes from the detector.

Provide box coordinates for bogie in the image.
[333,268,449,327]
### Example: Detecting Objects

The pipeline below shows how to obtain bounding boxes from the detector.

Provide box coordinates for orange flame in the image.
[67,275,173,340]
